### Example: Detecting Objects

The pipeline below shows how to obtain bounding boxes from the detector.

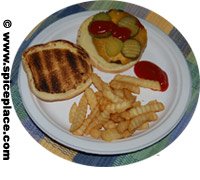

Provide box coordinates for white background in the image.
[0,0,199,179]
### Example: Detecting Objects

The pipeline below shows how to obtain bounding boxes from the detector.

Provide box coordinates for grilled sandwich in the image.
[22,40,93,101]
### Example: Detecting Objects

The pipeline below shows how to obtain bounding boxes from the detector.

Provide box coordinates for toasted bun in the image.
[22,40,92,101]
[77,12,147,73]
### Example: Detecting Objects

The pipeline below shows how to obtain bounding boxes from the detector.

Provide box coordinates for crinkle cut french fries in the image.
[69,73,165,142]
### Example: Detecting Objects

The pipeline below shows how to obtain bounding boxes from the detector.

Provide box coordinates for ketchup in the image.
[112,26,131,41]
[88,20,131,41]
[88,21,114,36]
[134,61,169,91]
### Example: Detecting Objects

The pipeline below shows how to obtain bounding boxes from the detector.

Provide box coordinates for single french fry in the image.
[90,128,102,139]
[114,74,161,91]
[101,128,122,142]
[110,113,125,123]
[121,100,165,120]
[122,130,133,138]
[103,120,117,129]
[128,112,158,131]
[85,88,98,111]
[97,108,110,122]
[137,122,149,130]
[112,89,125,99]
[91,73,107,91]
[123,89,137,103]
[117,120,130,133]
[148,101,165,112]
[147,100,159,105]
[105,100,132,114]
[69,102,77,123]
[102,85,123,103]
[132,101,141,107]
[95,123,104,130]
[110,80,140,94]
[70,95,87,132]
[95,91,103,102]
[99,96,111,111]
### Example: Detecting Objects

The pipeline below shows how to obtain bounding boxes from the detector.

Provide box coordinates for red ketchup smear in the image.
[88,20,131,41]
[134,61,169,91]
[112,26,131,41]
[88,21,114,36]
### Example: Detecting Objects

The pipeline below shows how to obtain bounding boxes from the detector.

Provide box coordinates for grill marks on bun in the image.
[22,40,92,101]
[26,48,91,93]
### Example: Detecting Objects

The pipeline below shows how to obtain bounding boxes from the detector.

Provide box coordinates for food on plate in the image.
[102,85,124,103]
[128,112,158,132]
[22,40,93,101]
[120,100,164,120]
[69,94,88,132]
[110,79,140,94]
[123,89,137,102]
[121,39,141,59]
[103,120,117,129]
[85,88,98,111]
[117,120,130,133]
[69,73,165,142]
[137,122,149,130]
[91,73,107,91]
[69,102,78,123]
[134,61,169,91]
[112,89,125,99]
[77,9,147,73]
[114,74,161,91]
[73,108,99,136]
[90,128,102,139]
[101,128,122,141]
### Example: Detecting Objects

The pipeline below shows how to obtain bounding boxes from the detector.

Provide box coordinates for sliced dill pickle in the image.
[118,16,139,37]
[93,12,111,21]
[121,39,141,59]
[105,37,123,57]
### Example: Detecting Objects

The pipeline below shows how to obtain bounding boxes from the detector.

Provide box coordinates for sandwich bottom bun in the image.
[23,61,92,102]
[22,40,93,102]
[77,16,147,73]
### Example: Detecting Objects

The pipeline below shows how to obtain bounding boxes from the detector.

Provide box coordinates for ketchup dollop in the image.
[112,26,131,41]
[88,20,131,41]
[88,21,114,36]
[134,61,169,91]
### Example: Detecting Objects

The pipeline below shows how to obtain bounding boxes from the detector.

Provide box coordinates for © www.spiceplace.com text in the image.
[2,25,12,160]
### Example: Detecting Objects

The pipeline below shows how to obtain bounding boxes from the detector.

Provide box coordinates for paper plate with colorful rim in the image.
[11,0,199,166]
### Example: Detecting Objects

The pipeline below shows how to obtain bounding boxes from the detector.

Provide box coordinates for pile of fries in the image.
[69,73,165,142]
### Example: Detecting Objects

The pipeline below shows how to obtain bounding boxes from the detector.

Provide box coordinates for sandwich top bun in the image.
[22,40,93,101]
[77,9,147,73]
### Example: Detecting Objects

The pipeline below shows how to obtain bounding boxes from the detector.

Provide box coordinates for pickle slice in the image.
[105,37,123,57]
[93,12,111,21]
[118,16,139,37]
[122,39,141,59]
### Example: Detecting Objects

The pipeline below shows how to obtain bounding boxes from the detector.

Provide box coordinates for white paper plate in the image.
[18,11,191,155]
